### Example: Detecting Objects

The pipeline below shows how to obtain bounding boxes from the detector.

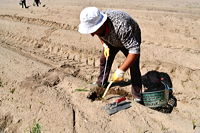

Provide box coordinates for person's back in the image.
[100,9,141,53]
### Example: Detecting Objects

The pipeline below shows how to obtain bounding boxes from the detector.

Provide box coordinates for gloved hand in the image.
[111,68,125,82]
[103,43,109,58]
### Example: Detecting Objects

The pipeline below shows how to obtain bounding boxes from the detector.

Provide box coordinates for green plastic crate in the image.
[142,89,168,107]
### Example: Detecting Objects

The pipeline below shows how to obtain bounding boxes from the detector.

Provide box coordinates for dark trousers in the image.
[35,0,40,6]
[96,45,142,97]
[21,0,27,8]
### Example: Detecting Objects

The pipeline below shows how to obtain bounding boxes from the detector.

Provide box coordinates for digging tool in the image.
[102,81,113,98]
[103,97,131,115]
[102,57,108,86]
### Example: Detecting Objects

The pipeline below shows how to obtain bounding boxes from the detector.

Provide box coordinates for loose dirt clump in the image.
[87,85,132,101]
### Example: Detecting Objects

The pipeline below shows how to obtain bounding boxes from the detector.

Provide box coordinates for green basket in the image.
[142,90,168,108]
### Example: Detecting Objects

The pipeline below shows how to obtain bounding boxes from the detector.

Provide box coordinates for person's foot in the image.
[91,82,101,87]
[132,92,143,104]
[133,97,142,102]
[133,97,144,105]
[131,86,143,103]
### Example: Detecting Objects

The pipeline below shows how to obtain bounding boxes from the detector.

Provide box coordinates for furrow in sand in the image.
[0,14,77,31]
[1,28,200,90]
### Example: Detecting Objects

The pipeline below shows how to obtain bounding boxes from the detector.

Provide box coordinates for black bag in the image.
[142,70,177,113]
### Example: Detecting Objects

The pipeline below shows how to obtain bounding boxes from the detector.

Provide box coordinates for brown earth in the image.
[0,0,200,132]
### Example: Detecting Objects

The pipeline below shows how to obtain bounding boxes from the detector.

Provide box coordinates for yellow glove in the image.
[111,69,125,82]
[103,43,109,58]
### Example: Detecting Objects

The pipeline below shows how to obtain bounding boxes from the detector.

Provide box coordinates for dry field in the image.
[0,0,200,132]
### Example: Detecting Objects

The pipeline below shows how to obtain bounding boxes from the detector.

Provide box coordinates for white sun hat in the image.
[78,7,107,34]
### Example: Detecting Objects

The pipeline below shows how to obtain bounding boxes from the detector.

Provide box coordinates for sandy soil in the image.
[0,0,200,133]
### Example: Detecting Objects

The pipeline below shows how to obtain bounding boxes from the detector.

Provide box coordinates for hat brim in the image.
[78,13,107,34]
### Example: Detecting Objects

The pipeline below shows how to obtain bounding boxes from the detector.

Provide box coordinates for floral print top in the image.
[100,10,141,54]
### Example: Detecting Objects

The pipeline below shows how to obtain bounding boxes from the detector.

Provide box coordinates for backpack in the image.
[141,70,177,113]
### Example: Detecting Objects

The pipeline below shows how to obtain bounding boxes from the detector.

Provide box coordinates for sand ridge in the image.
[0,0,200,132]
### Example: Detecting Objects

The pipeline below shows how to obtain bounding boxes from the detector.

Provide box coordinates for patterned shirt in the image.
[100,10,141,54]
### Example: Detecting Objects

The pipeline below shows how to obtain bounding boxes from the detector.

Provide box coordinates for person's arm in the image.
[111,22,140,82]
[119,53,139,71]
[111,53,139,82]
[118,22,140,71]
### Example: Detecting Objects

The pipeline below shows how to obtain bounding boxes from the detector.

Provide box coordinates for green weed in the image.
[192,119,196,129]
[75,88,89,92]
[10,88,15,94]
[30,123,41,133]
